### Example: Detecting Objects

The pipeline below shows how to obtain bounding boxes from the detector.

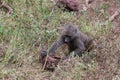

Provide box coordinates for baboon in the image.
[48,23,94,57]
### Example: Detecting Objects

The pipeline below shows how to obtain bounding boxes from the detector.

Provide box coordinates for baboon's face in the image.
[62,24,78,43]
[63,35,72,43]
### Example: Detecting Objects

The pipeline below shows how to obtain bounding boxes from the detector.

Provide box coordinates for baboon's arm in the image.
[74,39,85,56]
[48,36,63,55]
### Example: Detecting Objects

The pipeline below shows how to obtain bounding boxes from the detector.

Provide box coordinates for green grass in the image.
[0,0,120,80]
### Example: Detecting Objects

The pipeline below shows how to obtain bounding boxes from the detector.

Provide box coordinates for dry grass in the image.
[0,0,120,80]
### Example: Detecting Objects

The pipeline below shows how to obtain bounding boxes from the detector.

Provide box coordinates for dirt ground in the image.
[0,0,120,80]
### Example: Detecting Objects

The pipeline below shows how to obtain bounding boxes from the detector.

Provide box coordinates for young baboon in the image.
[48,24,94,57]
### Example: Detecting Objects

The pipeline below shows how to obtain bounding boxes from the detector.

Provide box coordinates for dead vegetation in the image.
[0,0,12,15]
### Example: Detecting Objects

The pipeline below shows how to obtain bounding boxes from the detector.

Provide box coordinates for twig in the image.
[109,11,120,22]
[1,0,12,15]
[86,0,94,7]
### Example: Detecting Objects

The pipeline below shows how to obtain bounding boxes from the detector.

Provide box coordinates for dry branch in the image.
[1,0,12,15]
[109,11,120,22]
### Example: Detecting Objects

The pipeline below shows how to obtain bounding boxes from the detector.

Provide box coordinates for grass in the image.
[0,0,120,80]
